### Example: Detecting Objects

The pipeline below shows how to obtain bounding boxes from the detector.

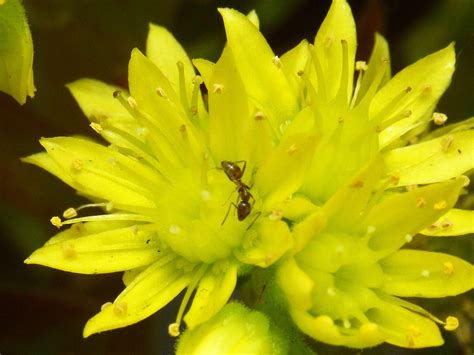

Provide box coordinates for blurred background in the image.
[1,0,472,354]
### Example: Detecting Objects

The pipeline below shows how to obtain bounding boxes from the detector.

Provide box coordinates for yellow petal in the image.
[254,133,317,208]
[184,264,237,328]
[25,225,161,274]
[421,209,474,236]
[208,47,250,162]
[83,256,193,337]
[367,302,443,348]
[280,39,309,98]
[146,24,195,101]
[385,130,474,185]
[380,249,474,297]
[367,177,465,251]
[277,258,314,312]
[374,44,455,147]
[40,137,159,208]
[192,58,215,91]
[219,8,298,129]
[314,0,356,102]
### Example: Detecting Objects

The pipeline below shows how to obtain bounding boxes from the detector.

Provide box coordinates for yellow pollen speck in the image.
[156,87,166,97]
[169,224,181,235]
[405,234,413,243]
[367,226,376,234]
[440,135,454,152]
[127,96,137,109]
[61,241,76,258]
[71,159,83,172]
[192,75,203,85]
[406,325,421,348]
[326,287,336,297]
[349,180,364,188]
[269,210,283,221]
[101,302,113,311]
[443,261,454,275]
[416,197,426,208]
[273,55,282,68]
[254,111,265,120]
[212,83,224,94]
[90,122,103,134]
[113,302,128,317]
[63,207,77,219]
[200,190,211,201]
[286,144,298,155]
[168,322,180,337]
[433,200,447,210]
[433,112,448,125]
[343,319,351,328]
[444,316,459,331]
[50,216,62,228]
[355,61,368,71]
[421,270,430,278]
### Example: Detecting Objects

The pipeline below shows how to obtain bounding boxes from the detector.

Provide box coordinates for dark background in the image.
[0,0,472,354]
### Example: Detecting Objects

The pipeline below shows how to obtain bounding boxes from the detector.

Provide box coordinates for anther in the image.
[100,302,112,311]
[441,218,453,229]
[272,55,282,68]
[421,270,430,278]
[390,174,400,185]
[461,175,470,187]
[286,144,298,155]
[50,216,62,228]
[416,197,426,208]
[433,112,448,125]
[127,96,137,109]
[61,241,76,258]
[168,322,180,337]
[443,261,454,275]
[212,83,224,94]
[433,200,447,210]
[355,61,368,71]
[343,319,351,329]
[90,122,103,134]
[190,75,203,116]
[71,159,84,172]
[156,87,166,98]
[444,316,459,331]
[113,90,121,98]
[179,124,187,139]
[349,180,364,188]
[297,70,304,77]
[254,111,265,120]
[405,234,413,243]
[269,210,283,221]
[113,302,128,317]
[63,207,78,219]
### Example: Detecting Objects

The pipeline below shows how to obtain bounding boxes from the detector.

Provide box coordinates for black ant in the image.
[220,160,258,227]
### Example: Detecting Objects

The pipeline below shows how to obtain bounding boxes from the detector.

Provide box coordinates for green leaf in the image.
[0,0,35,104]
[380,249,474,297]
[25,224,161,274]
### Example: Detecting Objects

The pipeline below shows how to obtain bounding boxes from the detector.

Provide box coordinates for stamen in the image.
[433,200,447,210]
[254,111,266,120]
[405,234,413,243]
[90,122,103,134]
[101,302,112,311]
[269,210,283,221]
[71,159,84,172]
[375,110,412,132]
[127,96,138,109]
[63,208,78,219]
[61,213,153,226]
[421,270,430,278]
[433,112,448,125]
[444,316,459,331]
[50,216,62,228]
[156,87,167,98]
[371,86,412,124]
[168,323,180,337]
[350,61,367,109]
[356,58,388,107]
[171,264,208,337]
[309,46,327,101]
[336,39,349,105]
[349,179,364,188]
[286,144,298,155]
[177,61,189,109]
[190,75,203,116]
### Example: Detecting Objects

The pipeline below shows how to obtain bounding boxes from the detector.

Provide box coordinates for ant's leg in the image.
[221,202,238,226]
[232,160,247,176]
[246,211,261,230]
